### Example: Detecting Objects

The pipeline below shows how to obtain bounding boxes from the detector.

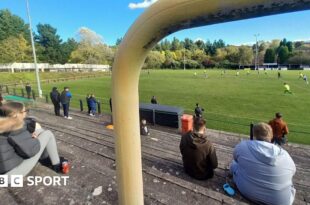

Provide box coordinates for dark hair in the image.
[193,117,206,132]
[275,112,282,118]
[0,101,24,117]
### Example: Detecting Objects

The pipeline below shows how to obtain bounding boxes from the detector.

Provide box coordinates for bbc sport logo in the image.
[0,175,69,187]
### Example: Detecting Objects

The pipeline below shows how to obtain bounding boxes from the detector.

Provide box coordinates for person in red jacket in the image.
[268,112,289,145]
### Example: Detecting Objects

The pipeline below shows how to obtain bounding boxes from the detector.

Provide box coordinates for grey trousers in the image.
[7,129,60,178]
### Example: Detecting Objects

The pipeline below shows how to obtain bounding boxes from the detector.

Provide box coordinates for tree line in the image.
[1,9,310,68]
[0,9,113,65]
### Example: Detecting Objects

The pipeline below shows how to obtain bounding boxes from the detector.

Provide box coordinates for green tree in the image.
[35,23,63,63]
[183,38,196,50]
[171,37,181,51]
[278,46,289,64]
[278,38,293,53]
[60,38,78,64]
[264,48,276,63]
[286,41,293,52]
[0,34,32,63]
[195,40,205,50]
[160,39,171,51]
[213,39,225,49]
[0,9,30,42]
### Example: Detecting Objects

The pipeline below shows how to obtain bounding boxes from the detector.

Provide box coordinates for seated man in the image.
[230,123,296,205]
[180,117,217,180]
[140,119,150,136]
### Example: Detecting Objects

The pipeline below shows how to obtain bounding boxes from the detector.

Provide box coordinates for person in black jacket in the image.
[194,103,204,118]
[25,83,32,99]
[60,87,72,119]
[0,102,67,176]
[151,96,157,104]
[50,87,61,116]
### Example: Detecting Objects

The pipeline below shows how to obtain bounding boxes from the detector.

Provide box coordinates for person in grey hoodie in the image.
[230,122,296,205]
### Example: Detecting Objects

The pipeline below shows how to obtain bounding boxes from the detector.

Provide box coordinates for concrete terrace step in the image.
[0,105,309,204]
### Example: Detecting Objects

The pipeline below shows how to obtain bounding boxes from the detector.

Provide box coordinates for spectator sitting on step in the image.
[180,117,218,180]
[0,101,68,177]
[140,119,150,136]
[230,122,296,205]
[88,94,97,116]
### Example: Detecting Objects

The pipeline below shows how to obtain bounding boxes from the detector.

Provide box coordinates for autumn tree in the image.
[70,27,114,64]
[0,34,32,63]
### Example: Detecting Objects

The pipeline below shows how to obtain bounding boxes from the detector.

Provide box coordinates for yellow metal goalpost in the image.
[111,0,310,204]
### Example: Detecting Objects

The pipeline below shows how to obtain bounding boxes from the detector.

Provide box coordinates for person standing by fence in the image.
[25,83,32,99]
[268,112,289,145]
[88,94,97,116]
[50,87,61,116]
[151,96,157,104]
[86,94,91,114]
[194,103,204,118]
[60,87,72,119]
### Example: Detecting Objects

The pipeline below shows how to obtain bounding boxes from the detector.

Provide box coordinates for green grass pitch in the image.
[2,69,310,144]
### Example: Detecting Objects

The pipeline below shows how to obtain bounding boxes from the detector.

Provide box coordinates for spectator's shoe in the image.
[64,116,68,119]
[223,183,235,196]
[53,157,70,174]
[67,116,73,120]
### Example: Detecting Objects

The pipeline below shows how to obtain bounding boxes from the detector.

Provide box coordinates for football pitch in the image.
[2,69,309,144]
[33,69,309,145]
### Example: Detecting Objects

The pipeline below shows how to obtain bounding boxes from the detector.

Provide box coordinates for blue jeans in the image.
[273,136,287,146]
[62,103,69,117]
